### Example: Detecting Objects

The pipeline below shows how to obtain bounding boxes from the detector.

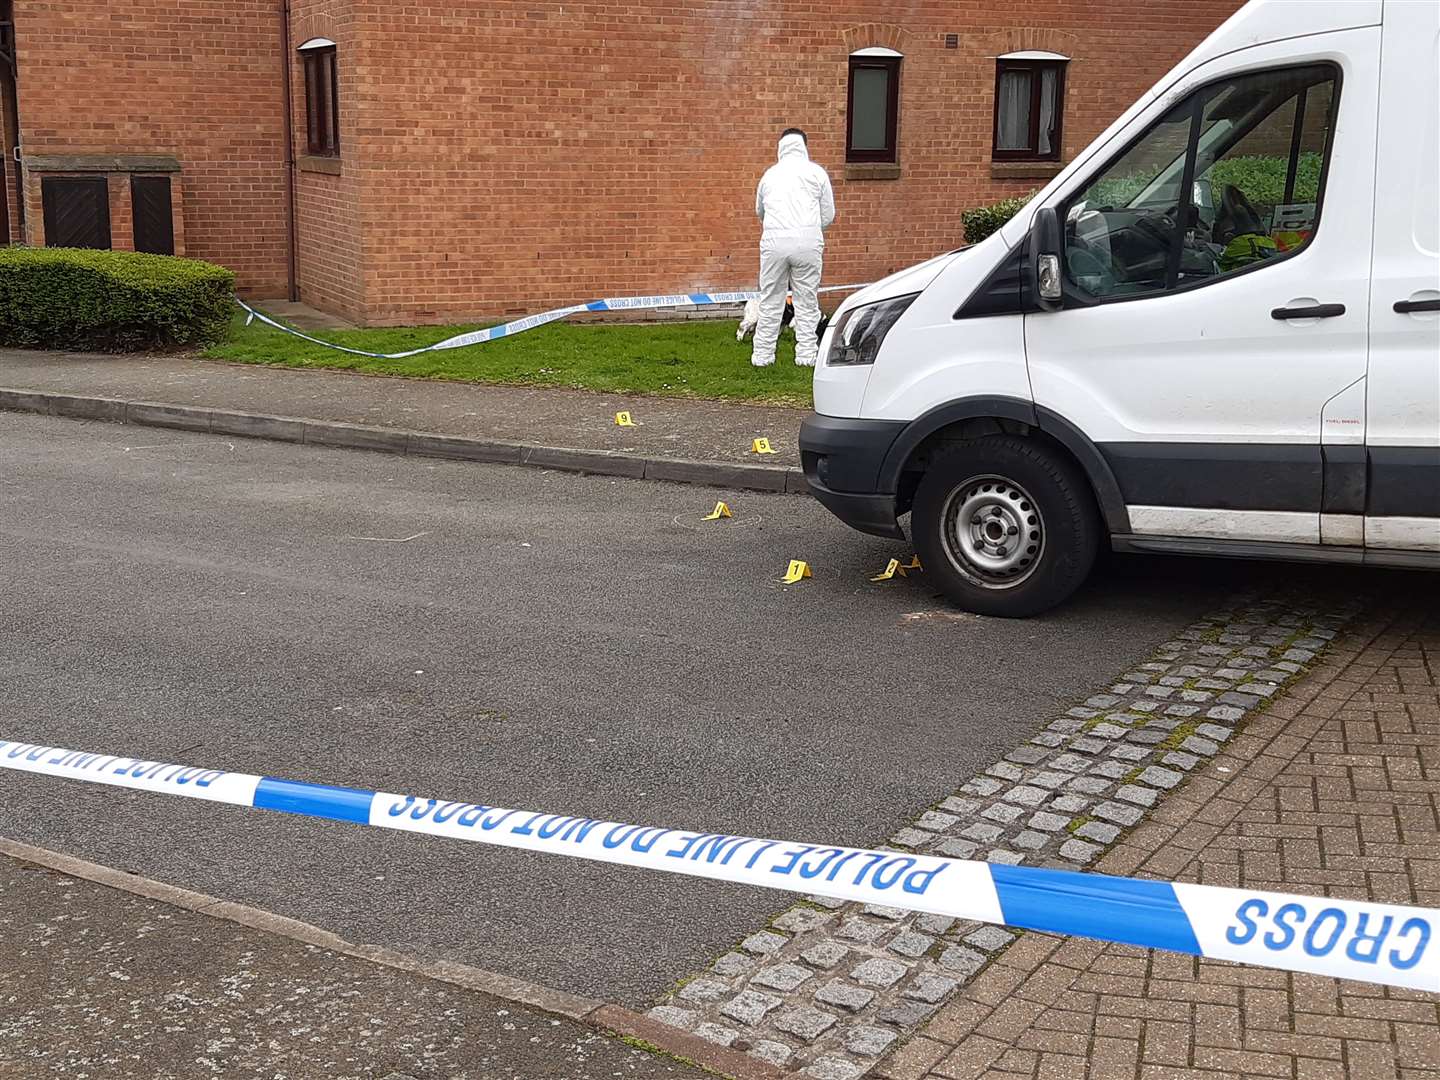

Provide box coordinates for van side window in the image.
[1062,65,1338,302]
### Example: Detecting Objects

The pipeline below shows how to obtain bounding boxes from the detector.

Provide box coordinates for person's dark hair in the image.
[780,127,808,144]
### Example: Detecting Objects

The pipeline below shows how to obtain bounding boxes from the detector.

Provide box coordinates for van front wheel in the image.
[911,437,1099,617]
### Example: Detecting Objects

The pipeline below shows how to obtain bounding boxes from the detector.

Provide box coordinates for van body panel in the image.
[1033,405,1133,534]
[813,245,977,419]
[1126,507,1316,545]
[855,232,1031,420]
[1320,513,1364,548]
[858,316,1031,423]
[1319,376,1365,447]
[1096,443,1321,512]
[1023,26,1380,545]
[1364,0,1440,551]
[811,357,872,420]
[1319,377,1366,543]
[1367,517,1440,553]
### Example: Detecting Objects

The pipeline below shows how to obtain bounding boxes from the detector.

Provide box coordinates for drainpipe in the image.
[1,2,25,242]
[279,0,299,300]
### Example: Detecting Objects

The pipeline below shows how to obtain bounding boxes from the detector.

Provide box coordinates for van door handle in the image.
[1394,299,1440,314]
[1271,303,1345,320]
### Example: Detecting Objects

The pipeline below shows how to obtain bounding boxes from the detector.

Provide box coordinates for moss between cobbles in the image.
[1158,718,1207,751]
[613,1033,711,1072]
[777,898,828,916]
[669,971,701,993]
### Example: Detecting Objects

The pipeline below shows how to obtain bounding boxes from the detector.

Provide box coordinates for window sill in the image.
[844,162,901,181]
[298,155,342,176]
[990,160,1064,180]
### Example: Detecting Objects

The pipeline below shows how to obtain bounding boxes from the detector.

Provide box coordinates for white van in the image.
[801,0,1439,617]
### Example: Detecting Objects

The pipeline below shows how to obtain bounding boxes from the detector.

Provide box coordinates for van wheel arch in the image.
[887,401,1130,535]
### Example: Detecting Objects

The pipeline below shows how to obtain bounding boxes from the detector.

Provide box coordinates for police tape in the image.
[235,283,869,360]
[1,739,1434,992]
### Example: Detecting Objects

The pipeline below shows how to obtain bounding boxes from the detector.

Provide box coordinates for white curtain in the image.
[997,70,1031,150]
[1038,68,1058,155]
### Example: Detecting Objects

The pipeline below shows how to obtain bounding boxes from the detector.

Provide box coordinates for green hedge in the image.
[0,247,235,351]
[959,192,1037,245]
[1090,152,1323,214]
[1208,152,1322,208]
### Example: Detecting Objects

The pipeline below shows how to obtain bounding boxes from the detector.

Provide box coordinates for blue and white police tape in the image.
[1,738,1434,992]
[235,283,869,360]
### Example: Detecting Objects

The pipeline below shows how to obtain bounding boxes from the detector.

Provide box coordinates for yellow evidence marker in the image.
[905,555,923,570]
[615,411,635,426]
[781,559,812,584]
[870,558,906,582]
[702,501,733,521]
[751,437,777,454]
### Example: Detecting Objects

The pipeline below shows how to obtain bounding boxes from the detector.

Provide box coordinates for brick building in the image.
[1,1,1240,326]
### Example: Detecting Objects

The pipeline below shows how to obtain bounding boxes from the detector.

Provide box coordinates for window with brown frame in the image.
[302,43,339,157]
[847,55,900,163]
[993,59,1066,161]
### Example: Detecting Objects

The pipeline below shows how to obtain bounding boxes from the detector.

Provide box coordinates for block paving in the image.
[878,604,1439,1080]
[646,591,1365,1076]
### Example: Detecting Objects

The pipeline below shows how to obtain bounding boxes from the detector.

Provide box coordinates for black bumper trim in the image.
[798,413,906,494]
[799,413,906,538]
[807,485,906,539]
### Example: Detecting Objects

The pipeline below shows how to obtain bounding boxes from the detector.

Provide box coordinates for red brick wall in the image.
[11,1,289,295]
[351,0,1242,325]
[9,0,1242,324]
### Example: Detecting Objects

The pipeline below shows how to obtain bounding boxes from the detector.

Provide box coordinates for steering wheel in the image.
[1133,207,1179,247]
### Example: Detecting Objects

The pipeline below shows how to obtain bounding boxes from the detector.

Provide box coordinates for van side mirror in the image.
[1030,207,1063,310]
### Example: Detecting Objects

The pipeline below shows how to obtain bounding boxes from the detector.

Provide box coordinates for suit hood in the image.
[777,132,809,162]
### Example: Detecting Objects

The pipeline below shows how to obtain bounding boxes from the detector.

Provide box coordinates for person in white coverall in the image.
[752,128,836,368]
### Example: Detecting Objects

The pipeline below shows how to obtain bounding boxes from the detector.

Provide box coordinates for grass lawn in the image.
[203,308,819,407]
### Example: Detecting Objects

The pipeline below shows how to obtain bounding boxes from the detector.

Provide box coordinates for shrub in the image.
[1207,152,1323,207]
[1088,153,1323,214]
[0,247,235,352]
[959,192,1037,244]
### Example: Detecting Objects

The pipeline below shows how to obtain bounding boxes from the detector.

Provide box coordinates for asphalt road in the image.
[0,412,1332,1003]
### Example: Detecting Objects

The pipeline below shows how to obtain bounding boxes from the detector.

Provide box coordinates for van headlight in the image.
[825,294,918,366]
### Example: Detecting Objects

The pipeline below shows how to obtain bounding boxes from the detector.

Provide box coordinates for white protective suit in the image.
[752,132,836,367]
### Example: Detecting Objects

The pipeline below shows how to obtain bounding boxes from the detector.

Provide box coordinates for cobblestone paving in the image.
[645,591,1361,1077]
[877,603,1439,1080]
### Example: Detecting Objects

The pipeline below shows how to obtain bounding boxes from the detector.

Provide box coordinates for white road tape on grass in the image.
[1,739,1434,992]
[235,284,870,359]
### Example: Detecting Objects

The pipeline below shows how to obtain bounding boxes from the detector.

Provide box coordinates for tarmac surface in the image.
[1,411,1292,1004]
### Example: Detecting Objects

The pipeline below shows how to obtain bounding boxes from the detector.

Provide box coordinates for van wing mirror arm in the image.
[1030,207,1063,311]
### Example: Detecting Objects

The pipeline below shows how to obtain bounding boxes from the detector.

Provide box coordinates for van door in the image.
[1364,2,1440,557]
[1024,28,1379,548]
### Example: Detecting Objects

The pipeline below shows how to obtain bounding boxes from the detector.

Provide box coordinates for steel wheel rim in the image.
[939,474,1045,589]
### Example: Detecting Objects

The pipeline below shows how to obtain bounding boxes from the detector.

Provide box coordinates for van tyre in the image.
[911,437,1099,617]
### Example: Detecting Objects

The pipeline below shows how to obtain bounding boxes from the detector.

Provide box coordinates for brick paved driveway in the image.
[879,607,1440,1080]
